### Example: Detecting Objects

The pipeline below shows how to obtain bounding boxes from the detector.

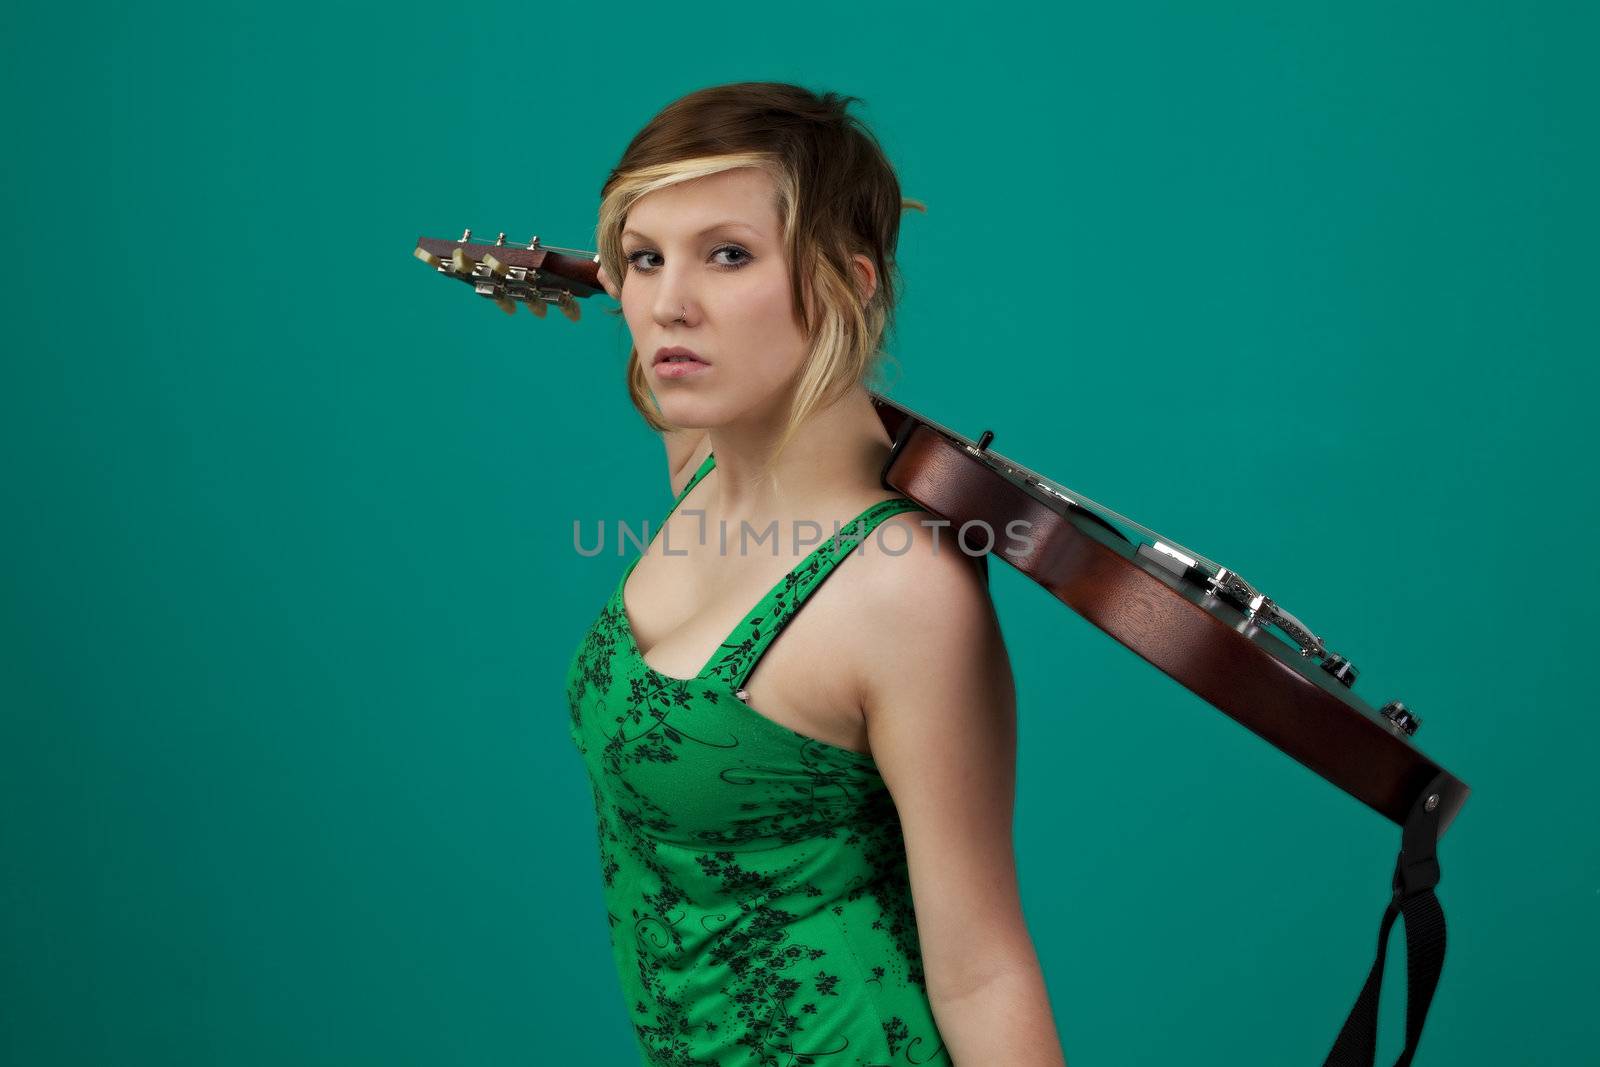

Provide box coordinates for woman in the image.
[565,82,1066,1066]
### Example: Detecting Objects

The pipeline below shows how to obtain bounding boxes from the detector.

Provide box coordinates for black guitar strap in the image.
[1322,771,1451,1067]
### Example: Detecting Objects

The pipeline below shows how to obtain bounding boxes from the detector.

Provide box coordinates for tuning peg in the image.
[523,293,548,318]
[481,253,508,278]
[413,246,443,269]
[557,291,580,322]
[493,293,517,316]
[450,247,473,274]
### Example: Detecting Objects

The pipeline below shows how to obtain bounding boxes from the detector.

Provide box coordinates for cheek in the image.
[731,276,805,350]
[620,292,655,343]
[618,284,643,323]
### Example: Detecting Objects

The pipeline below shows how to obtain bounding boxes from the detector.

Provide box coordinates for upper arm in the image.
[665,430,710,497]
[850,522,1033,1002]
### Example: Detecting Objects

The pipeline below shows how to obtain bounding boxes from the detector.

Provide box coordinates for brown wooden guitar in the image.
[415,229,1469,1066]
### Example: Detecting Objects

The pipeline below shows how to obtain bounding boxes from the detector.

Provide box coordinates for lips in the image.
[653,346,709,366]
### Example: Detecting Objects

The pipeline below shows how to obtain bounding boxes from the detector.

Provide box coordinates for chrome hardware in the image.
[1425,793,1439,812]
[1246,593,1327,659]
[1206,566,1258,611]
[437,232,594,257]
[734,687,750,703]
[1024,475,1078,509]
[1139,541,1204,582]
[1205,568,1327,659]
[495,232,506,246]
[1152,541,1198,570]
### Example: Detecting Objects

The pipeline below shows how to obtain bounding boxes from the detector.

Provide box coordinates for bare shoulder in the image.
[832,508,1013,726]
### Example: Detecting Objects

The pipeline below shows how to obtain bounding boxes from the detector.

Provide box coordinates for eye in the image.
[622,245,754,274]
[712,244,753,268]
[624,249,662,272]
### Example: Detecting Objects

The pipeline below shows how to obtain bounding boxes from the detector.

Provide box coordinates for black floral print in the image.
[565,452,950,1066]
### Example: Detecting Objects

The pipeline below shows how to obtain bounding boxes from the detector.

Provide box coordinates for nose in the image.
[649,260,698,328]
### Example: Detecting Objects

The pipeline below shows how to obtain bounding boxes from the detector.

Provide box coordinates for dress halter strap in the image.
[705,495,926,693]
[644,450,928,689]
[668,449,718,519]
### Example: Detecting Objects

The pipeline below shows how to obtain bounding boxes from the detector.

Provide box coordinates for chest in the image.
[564,573,886,851]
[621,525,874,756]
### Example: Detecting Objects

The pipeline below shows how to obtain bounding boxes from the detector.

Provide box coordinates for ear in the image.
[851,252,878,306]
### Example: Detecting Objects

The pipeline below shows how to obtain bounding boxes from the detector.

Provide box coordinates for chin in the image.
[653,396,723,431]
[656,378,792,431]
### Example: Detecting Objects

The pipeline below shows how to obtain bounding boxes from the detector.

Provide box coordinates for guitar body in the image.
[869,391,1469,832]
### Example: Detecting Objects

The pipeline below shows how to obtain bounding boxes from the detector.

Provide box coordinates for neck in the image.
[703,384,894,519]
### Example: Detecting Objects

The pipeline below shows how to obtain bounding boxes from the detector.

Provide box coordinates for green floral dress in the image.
[565,451,951,1066]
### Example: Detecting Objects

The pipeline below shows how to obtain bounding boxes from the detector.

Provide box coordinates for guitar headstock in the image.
[413,230,604,320]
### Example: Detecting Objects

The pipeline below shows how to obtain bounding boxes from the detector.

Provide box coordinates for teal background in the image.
[4,2,1595,1064]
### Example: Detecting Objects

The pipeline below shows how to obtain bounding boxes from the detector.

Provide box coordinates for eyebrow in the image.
[621,220,762,243]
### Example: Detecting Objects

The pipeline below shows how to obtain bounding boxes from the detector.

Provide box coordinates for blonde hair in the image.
[595,83,924,485]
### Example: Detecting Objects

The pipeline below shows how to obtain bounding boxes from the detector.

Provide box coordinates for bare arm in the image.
[849,520,1067,1066]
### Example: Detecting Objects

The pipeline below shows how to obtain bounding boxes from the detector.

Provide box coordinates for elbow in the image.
[925,942,1046,1006]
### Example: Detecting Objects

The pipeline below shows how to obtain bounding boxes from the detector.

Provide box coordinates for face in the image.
[619,167,809,428]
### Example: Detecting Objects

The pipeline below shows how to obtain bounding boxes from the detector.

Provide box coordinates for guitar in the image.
[412,230,602,319]
[416,229,1469,1066]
